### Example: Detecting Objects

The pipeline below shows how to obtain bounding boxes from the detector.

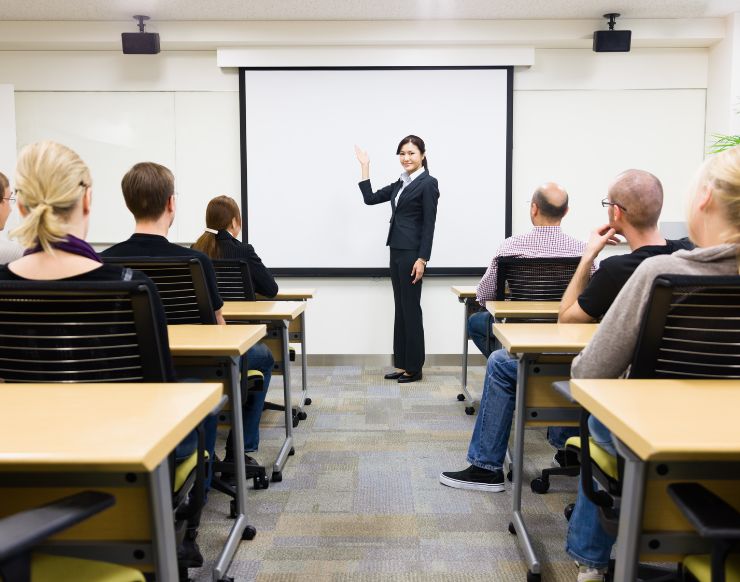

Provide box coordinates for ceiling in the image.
[0,0,737,21]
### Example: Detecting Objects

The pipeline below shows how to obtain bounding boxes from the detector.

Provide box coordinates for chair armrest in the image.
[0,491,114,562]
[552,381,577,403]
[667,483,740,540]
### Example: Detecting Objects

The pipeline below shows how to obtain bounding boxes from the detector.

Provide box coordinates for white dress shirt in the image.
[396,166,426,201]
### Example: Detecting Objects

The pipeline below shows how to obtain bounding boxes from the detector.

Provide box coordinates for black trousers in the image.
[389,248,425,373]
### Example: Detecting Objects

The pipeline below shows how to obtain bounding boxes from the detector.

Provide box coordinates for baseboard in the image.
[304,354,487,367]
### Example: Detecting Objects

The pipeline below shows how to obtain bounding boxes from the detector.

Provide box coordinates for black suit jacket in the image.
[213,230,279,298]
[358,171,440,261]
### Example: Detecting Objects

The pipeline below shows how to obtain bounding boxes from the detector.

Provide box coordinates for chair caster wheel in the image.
[464,406,475,415]
[271,471,282,482]
[564,503,575,521]
[297,411,307,421]
[229,499,237,519]
[254,475,269,490]
[242,525,257,540]
[457,393,466,401]
[506,469,513,482]
[304,397,312,405]
[217,577,235,582]
[527,571,541,582]
[288,447,295,456]
[530,477,550,494]
[292,416,300,428]
[508,522,516,535]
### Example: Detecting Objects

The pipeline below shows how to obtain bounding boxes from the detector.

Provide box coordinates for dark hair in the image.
[121,162,174,221]
[532,188,568,219]
[396,135,428,171]
[192,195,241,259]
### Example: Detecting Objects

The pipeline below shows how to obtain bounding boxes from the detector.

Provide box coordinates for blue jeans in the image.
[565,415,617,568]
[468,311,495,357]
[241,343,274,452]
[467,349,579,470]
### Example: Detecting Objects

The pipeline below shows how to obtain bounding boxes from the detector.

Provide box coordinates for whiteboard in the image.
[241,68,511,272]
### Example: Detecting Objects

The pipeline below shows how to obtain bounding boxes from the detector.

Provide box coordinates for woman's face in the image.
[398,142,424,175]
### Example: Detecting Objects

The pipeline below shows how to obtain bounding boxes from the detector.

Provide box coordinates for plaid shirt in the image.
[476,226,589,305]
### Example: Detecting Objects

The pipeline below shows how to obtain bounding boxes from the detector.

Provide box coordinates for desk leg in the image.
[272,320,294,481]
[298,311,309,410]
[612,443,646,582]
[149,460,178,581]
[212,355,252,582]
[459,299,475,409]
[510,354,540,577]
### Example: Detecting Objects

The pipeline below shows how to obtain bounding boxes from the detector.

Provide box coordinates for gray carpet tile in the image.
[190,364,581,581]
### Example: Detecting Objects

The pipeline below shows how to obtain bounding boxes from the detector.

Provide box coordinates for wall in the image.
[0,18,725,355]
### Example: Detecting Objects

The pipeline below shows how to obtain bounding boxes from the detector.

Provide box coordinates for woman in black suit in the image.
[355,135,440,383]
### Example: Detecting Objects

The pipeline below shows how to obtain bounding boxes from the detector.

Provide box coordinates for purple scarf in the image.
[24,234,101,263]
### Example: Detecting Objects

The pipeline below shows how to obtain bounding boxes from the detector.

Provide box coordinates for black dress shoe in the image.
[384,371,405,380]
[398,371,422,383]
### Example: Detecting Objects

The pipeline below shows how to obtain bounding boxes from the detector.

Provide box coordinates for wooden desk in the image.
[451,285,479,412]
[219,301,306,458]
[257,288,315,301]
[492,322,598,579]
[0,382,222,581]
[486,301,560,320]
[167,324,266,581]
[570,379,740,582]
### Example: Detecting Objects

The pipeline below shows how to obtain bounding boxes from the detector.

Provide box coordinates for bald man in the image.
[441,170,692,492]
[469,183,588,356]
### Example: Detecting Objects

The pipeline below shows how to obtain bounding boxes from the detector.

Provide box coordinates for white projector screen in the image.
[240,67,512,274]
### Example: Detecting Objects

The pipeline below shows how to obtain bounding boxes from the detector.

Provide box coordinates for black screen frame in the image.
[239,65,513,277]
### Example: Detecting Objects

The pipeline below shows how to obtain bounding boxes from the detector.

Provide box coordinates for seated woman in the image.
[191,195,278,466]
[566,144,740,582]
[5,140,210,569]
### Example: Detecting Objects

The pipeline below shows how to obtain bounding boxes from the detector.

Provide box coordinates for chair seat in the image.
[29,553,145,582]
[565,436,618,480]
[174,450,209,493]
[683,553,740,582]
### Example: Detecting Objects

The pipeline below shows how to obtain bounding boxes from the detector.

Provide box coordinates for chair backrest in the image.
[103,257,216,324]
[212,259,256,301]
[495,256,581,301]
[630,274,740,379]
[0,280,174,383]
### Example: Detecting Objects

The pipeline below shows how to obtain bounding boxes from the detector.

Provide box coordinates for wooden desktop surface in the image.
[0,383,223,472]
[486,301,560,318]
[168,324,266,357]
[493,323,598,353]
[222,301,306,321]
[451,285,477,299]
[258,288,315,301]
[570,379,740,462]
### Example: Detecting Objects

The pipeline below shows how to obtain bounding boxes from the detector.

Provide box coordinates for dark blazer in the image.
[213,230,279,298]
[359,171,440,261]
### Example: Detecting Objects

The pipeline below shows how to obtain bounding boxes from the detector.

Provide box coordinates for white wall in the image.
[0,26,721,355]
[707,13,740,142]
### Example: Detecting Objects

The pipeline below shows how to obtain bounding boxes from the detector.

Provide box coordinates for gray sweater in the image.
[571,244,739,379]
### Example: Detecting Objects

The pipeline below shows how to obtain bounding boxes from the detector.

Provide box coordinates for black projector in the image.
[593,29,631,52]
[122,32,160,54]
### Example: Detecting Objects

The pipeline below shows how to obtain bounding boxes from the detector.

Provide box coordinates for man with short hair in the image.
[469,182,586,356]
[440,169,693,492]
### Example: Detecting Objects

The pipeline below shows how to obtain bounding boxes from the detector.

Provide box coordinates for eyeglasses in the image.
[2,190,15,205]
[601,197,627,212]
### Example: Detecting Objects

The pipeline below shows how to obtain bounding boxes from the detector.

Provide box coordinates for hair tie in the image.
[204,227,218,234]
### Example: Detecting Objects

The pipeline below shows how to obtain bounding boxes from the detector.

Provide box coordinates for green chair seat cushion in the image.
[683,553,740,582]
[30,553,145,582]
[174,450,208,493]
[565,436,618,480]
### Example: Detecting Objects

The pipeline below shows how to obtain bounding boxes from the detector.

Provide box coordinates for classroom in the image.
[0,1,739,581]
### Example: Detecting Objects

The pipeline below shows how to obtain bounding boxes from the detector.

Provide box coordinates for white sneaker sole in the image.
[439,473,505,492]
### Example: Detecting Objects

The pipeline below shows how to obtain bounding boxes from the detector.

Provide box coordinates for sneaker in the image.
[220,453,262,484]
[439,465,505,492]
[553,448,580,468]
[576,563,606,582]
[177,536,203,568]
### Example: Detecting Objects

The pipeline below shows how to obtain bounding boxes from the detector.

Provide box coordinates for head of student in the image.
[530,182,569,226]
[121,161,176,227]
[12,141,92,252]
[687,145,740,247]
[604,169,663,236]
[396,135,427,174]
[0,171,14,231]
[191,195,242,259]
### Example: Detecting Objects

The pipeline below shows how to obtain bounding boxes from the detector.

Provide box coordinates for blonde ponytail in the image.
[11,141,91,252]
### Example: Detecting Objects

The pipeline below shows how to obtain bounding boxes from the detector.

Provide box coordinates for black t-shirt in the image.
[101,233,224,310]
[212,230,279,298]
[578,238,695,320]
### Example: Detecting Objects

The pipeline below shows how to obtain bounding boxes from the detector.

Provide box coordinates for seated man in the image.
[101,162,274,477]
[440,169,693,491]
[469,182,586,357]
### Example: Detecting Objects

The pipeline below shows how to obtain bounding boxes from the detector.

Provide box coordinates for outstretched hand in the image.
[411,259,426,284]
[354,145,370,166]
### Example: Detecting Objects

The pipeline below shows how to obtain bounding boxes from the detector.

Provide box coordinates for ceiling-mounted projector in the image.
[593,13,631,52]
[122,15,160,55]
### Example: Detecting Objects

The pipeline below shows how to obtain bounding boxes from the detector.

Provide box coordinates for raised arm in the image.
[355,145,396,205]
